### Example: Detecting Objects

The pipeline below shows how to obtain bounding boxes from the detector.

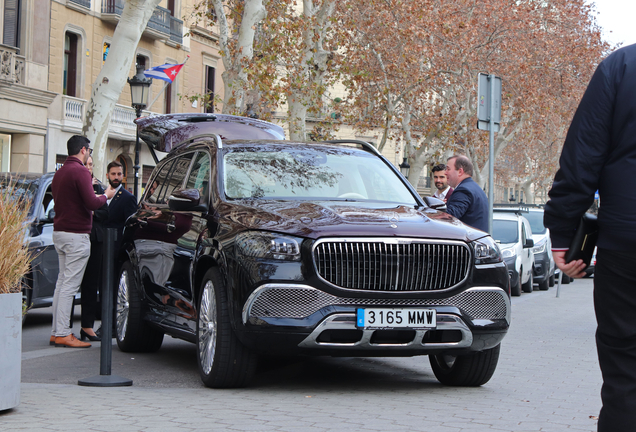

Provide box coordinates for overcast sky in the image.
[589,0,636,48]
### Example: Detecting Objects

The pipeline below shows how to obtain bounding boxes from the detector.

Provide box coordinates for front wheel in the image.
[429,344,501,386]
[522,271,533,293]
[549,274,555,287]
[197,267,257,388]
[116,261,164,352]
[538,277,549,291]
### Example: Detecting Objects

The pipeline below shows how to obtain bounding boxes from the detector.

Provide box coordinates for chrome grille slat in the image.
[313,238,471,292]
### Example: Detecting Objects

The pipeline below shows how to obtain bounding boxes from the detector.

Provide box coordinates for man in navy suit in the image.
[445,155,488,232]
[98,160,138,337]
[103,160,137,249]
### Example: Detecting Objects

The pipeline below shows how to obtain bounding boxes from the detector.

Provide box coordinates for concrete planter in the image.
[0,292,21,411]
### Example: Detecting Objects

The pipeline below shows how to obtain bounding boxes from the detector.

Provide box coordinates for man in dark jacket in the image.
[544,44,636,431]
[445,155,488,232]
[99,160,138,338]
[50,135,115,348]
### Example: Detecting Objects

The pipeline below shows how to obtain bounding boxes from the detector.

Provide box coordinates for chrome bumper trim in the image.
[297,313,473,350]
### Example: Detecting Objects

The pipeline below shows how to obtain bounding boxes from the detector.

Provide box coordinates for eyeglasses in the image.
[84,146,93,155]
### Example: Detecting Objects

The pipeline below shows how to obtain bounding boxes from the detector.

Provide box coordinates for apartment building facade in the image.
[0,0,222,193]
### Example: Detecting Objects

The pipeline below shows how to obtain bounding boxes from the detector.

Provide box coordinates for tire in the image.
[538,277,549,291]
[549,274,555,287]
[522,271,533,293]
[116,261,164,352]
[197,267,257,388]
[511,275,521,297]
[430,344,501,386]
[561,274,571,284]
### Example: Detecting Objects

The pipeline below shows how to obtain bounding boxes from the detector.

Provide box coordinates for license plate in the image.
[356,308,436,329]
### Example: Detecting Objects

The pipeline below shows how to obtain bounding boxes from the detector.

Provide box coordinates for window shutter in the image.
[3,0,19,48]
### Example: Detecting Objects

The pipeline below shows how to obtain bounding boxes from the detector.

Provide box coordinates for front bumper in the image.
[504,257,519,287]
[239,285,510,356]
[533,250,551,282]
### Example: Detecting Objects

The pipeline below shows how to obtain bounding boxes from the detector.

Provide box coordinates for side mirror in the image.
[424,196,447,211]
[168,188,208,212]
[524,238,534,248]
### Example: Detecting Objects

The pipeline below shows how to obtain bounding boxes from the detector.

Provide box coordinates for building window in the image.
[103,42,110,64]
[142,164,155,190]
[136,54,147,70]
[64,32,78,97]
[165,82,173,114]
[56,154,67,170]
[3,0,20,48]
[0,134,11,172]
[205,65,215,113]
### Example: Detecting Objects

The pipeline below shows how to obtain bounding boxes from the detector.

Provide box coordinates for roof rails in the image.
[321,139,381,156]
[493,204,530,214]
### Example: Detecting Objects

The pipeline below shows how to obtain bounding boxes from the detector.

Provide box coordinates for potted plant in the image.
[0,178,33,411]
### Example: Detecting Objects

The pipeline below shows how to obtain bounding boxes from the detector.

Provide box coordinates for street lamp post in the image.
[127,65,152,199]
[399,157,411,179]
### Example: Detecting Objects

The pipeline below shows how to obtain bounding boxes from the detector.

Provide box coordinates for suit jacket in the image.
[445,177,488,232]
[104,187,138,245]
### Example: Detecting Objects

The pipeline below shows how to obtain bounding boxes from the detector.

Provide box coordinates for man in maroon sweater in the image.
[50,135,115,348]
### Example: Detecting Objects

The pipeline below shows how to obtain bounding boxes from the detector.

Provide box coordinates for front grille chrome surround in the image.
[313,238,471,292]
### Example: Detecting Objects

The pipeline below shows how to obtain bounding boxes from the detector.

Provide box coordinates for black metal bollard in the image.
[78,228,132,387]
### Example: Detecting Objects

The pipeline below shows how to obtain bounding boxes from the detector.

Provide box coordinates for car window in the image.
[492,219,518,244]
[145,159,175,205]
[222,145,417,204]
[0,176,39,216]
[185,151,211,203]
[521,221,527,243]
[523,211,546,234]
[42,185,54,218]
[160,154,194,204]
[523,220,533,240]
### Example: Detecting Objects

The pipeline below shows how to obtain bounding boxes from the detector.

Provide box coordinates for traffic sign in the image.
[477,73,501,131]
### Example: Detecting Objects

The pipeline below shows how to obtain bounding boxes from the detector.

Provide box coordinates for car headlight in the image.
[532,238,547,254]
[472,236,502,264]
[235,231,301,261]
[501,248,515,259]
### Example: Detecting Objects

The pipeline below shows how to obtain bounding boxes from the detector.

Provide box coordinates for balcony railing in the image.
[60,95,156,139]
[147,6,170,35]
[68,0,91,9]
[0,45,25,85]
[170,15,183,44]
[101,0,182,44]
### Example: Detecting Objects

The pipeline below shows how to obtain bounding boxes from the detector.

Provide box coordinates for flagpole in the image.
[145,55,190,112]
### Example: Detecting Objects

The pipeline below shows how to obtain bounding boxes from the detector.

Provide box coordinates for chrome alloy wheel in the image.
[116,269,130,341]
[198,281,217,375]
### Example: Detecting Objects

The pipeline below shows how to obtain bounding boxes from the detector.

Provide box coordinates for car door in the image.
[521,218,534,282]
[28,178,58,306]
[134,155,193,317]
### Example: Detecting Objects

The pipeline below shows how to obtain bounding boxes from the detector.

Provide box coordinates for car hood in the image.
[218,200,488,242]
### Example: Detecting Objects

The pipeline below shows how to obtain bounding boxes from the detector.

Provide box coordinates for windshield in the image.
[0,176,39,216]
[523,211,546,235]
[222,145,418,205]
[492,220,518,244]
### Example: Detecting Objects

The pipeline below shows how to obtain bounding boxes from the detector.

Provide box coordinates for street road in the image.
[4,278,601,431]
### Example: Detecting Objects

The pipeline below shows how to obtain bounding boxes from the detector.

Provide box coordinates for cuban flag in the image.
[144,62,185,83]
